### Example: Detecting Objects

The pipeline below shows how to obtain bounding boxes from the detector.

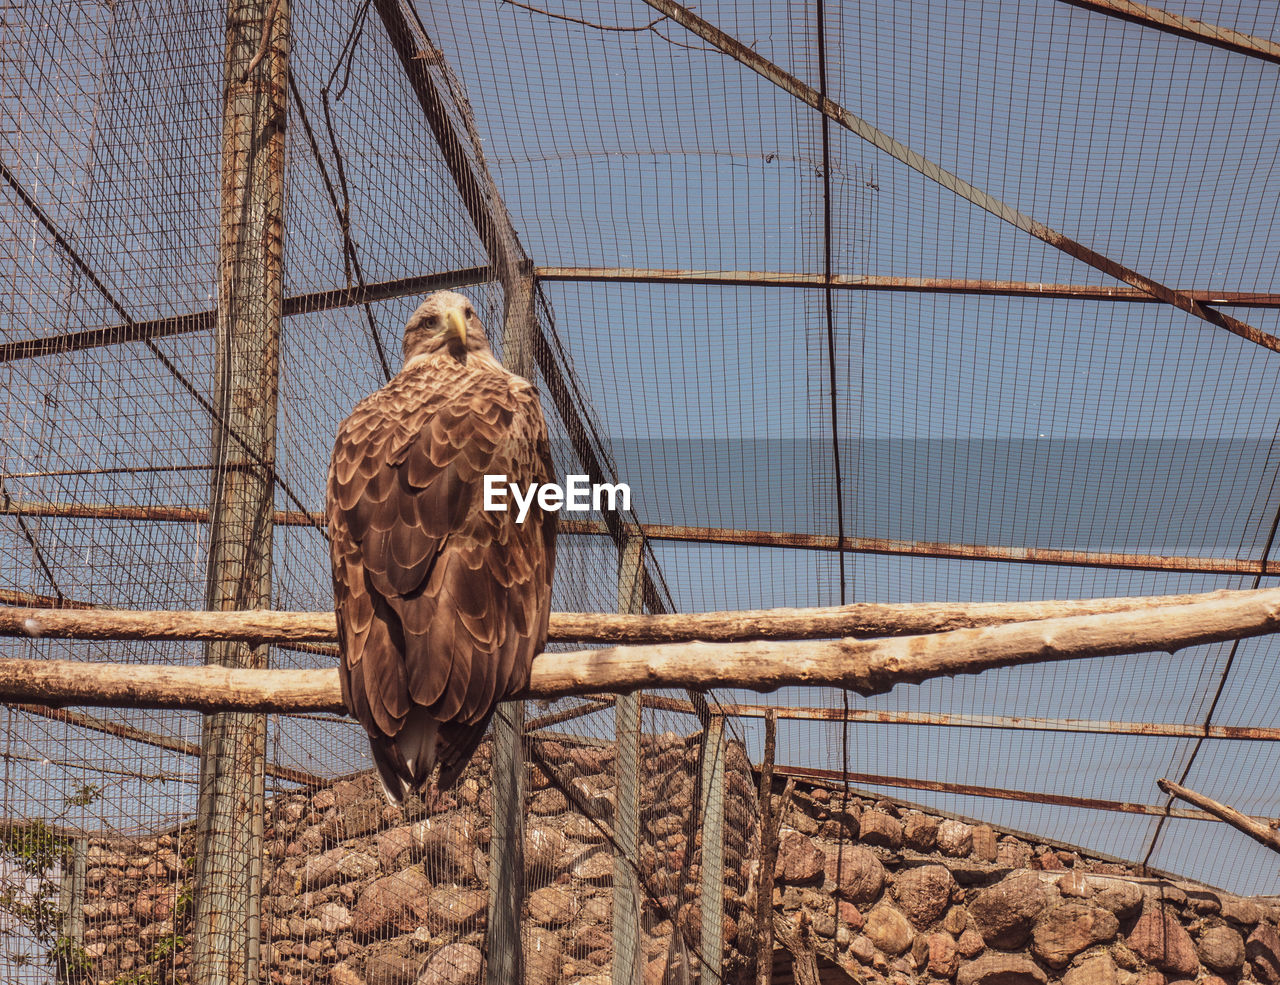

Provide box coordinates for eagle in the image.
[327,290,557,804]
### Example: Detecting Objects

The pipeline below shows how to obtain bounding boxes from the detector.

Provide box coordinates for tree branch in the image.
[1157,778,1280,855]
[0,588,1278,710]
[0,586,1260,645]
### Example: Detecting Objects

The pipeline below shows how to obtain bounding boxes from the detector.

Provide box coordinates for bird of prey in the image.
[327,291,557,803]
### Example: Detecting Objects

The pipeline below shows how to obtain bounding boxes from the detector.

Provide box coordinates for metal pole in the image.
[191,1,286,982]
[698,715,726,983]
[612,532,644,985]
[485,269,536,985]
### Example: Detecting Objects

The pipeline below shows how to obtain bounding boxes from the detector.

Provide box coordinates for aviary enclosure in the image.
[4,2,1280,984]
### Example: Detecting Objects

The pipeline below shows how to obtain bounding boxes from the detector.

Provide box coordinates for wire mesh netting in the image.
[4,0,1280,982]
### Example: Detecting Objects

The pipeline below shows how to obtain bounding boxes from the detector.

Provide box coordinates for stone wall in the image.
[766,782,1280,985]
[71,729,759,985]
[65,739,1280,985]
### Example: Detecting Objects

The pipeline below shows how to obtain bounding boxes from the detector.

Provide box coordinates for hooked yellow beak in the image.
[445,308,467,347]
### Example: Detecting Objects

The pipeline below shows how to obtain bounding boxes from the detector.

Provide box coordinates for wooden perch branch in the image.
[0,588,1278,711]
[0,586,1260,644]
[1157,778,1280,855]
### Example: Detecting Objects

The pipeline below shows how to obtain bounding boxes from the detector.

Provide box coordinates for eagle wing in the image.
[327,361,556,790]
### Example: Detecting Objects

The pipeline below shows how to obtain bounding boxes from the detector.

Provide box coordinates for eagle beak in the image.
[446,309,468,347]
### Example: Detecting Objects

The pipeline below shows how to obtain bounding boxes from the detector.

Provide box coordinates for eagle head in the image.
[402,290,491,366]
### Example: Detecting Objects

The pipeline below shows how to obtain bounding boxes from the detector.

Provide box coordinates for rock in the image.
[415,817,479,883]
[1059,871,1090,898]
[850,935,877,964]
[957,954,1048,985]
[860,811,904,850]
[1111,945,1138,970]
[316,902,352,934]
[905,814,940,852]
[376,825,419,871]
[839,900,864,930]
[352,866,432,938]
[302,848,380,889]
[893,865,957,927]
[865,903,914,956]
[331,962,364,985]
[570,776,615,820]
[1030,903,1119,967]
[969,872,1056,948]
[416,943,483,985]
[1127,906,1199,977]
[927,932,959,978]
[1094,881,1144,919]
[571,849,613,883]
[563,815,607,843]
[525,826,568,879]
[938,820,974,857]
[1063,953,1118,985]
[412,887,487,931]
[942,906,968,936]
[774,829,826,884]
[1248,923,1280,984]
[1221,896,1262,925]
[527,928,562,985]
[1198,925,1245,972]
[365,939,423,985]
[957,928,984,957]
[531,789,568,815]
[971,825,998,862]
[997,839,1034,869]
[825,845,886,905]
[528,885,577,926]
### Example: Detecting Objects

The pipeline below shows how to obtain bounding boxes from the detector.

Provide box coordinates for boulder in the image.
[774,829,826,884]
[904,814,940,852]
[527,928,563,985]
[365,939,423,985]
[825,845,886,905]
[416,943,483,985]
[927,932,960,978]
[528,885,578,926]
[865,903,914,956]
[1127,906,1199,978]
[893,865,958,928]
[1030,903,1119,967]
[860,811,904,850]
[1094,881,1144,919]
[352,866,432,938]
[411,886,487,931]
[971,825,998,862]
[938,820,973,857]
[1198,924,1245,972]
[957,954,1048,985]
[969,872,1056,948]
[1063,953,1118,985]
[1248,923,1280,984]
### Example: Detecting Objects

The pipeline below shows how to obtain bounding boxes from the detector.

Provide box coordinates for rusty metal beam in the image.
[0,266,491,364]
[6,498,1271,575]
[642,0,1280,355]
[640,694,1280,742]
[772,764,1251,823]
[1057,0,1280,64]
[15,703,327,788]
[536,268,1280,307]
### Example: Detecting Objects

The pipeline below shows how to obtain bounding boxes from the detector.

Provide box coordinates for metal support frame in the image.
[642,0,1280,355]
[1057,0,1280,64]
[191,2,286,982]
[612,532,644,985]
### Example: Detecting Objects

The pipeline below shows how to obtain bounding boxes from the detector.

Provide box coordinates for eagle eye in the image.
[465,306,474,318]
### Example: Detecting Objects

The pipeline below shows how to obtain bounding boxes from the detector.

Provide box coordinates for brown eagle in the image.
[327,291,557,803]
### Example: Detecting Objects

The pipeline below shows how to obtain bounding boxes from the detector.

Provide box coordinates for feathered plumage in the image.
[327,291,556,803]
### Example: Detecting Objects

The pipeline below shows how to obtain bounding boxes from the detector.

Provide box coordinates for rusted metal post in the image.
[485,269,536,985]
[699,714,726,982]
[613,532,644,985]
[191,1,286,982]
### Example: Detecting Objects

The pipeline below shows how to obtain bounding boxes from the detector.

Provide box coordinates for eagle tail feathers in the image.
[371,710,439,806]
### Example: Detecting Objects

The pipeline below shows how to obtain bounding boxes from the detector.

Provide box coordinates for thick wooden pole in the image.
[613,533,644,985]
[698,715,726,982]
[191,2,286,982]
[486,271,536,985]
[1157,778,1280,855]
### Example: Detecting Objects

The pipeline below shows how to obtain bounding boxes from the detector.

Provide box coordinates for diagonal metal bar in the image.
[0,267,491,364]
[1057,0,1280,64]
[641,0,1280,355]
